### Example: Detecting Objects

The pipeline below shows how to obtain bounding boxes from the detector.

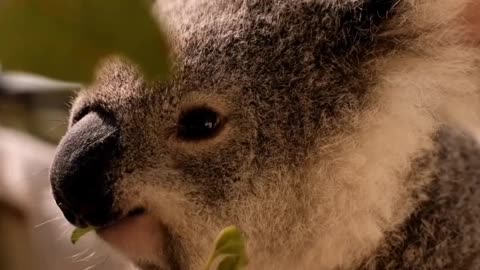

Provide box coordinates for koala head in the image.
[50,1,480,270]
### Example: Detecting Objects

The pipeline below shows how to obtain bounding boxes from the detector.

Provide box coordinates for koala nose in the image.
[50,110,121,228]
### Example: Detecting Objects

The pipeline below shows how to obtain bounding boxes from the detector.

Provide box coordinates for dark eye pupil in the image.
[177,107,222,141]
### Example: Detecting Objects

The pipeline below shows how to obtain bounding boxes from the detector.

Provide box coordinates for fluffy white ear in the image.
[463,0,480,43]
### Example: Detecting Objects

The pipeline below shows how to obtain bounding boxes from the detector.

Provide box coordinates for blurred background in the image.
[0,83,71,143]
[0,76,133,270]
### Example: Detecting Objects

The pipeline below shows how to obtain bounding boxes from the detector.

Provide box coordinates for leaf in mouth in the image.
[70,226,95,244]
[71,225,249,270]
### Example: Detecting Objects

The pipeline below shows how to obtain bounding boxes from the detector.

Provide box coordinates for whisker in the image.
[57,226,73,241]
[33,216,63,228]
[69,249,91,259]
[29,167,49,177]
[73,251,97,262]
[81,264,98,270]
[44,119,68,123]
[98,256,112,268]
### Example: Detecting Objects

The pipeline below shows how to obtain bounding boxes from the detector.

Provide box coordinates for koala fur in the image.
[61,0,480,269]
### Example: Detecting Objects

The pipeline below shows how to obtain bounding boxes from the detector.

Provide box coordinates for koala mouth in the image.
[95,207,146,231]
[96,208,171,268]
[96,207,146,238]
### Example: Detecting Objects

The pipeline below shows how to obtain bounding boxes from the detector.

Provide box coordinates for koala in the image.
[49,0,480,269]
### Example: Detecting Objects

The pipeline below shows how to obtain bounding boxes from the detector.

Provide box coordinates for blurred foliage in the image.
[0,0,171,83]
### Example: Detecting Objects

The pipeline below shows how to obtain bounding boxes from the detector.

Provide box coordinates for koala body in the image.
[50,0,480,269]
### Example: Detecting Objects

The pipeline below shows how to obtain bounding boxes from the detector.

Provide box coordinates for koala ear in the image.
[463,0,480,43]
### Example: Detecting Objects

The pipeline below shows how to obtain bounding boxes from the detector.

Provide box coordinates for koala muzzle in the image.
[50,110,121,228]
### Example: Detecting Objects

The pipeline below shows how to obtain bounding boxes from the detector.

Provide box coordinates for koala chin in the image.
[49,0,480,269]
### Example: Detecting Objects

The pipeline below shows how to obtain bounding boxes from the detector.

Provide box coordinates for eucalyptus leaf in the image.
[204,226,248,270]
[0,0,171,83]
[70,226,95,244]
[217,255,247,270]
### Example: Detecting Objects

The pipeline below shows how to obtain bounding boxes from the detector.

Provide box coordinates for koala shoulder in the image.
[360,128,480,270]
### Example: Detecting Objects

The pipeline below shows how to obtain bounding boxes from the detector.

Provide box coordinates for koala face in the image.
[50,1,480,270]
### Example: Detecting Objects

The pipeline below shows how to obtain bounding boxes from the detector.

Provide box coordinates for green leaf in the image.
[0,0,171,83]
[217,255,247,270]
[204,226,248,270]
[70,226,95,244]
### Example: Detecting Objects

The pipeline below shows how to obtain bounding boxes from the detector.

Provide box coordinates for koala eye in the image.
[177,107,224,141]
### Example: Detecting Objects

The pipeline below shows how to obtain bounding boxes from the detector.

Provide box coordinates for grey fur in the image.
[360,128,480,269]
[58,0,480,269]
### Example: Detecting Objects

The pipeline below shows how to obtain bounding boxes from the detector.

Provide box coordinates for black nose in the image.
[50,109,121,228]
